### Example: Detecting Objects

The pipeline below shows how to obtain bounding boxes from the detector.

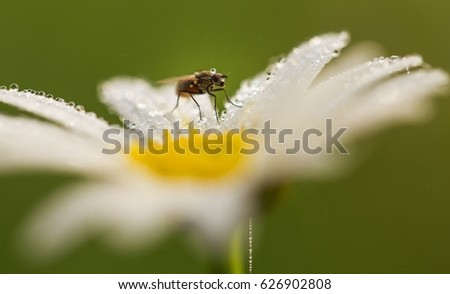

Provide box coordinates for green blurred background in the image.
[1,0,449,273]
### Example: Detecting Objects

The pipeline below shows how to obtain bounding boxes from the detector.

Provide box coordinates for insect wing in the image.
[156,74,196,84]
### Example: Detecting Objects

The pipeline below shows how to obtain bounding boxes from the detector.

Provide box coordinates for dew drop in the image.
[220,111,227,121]
[275,62,285,69]
[9,83,19,91]
[405,65,410,75]
[67,101,76,107]
[277,57,286,63]
[55,97,65,103]
[75,105,85,112]
[309,37,321,46]
[210,68,216,74]
[148,110,159,117]
[332,49,341,57]
[38,91,45,96]
[0,85,7,90]
[29,89,36,94]
[86,112,97,118]
[390,55,400,61]
[45,94,53,99]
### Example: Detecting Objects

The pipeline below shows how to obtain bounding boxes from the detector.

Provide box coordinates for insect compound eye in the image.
[212,74,220,83]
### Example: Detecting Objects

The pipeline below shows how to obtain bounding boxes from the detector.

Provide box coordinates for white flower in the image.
[0,32,447,262]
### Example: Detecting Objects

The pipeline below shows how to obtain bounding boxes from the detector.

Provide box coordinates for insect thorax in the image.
[196,72,214,89]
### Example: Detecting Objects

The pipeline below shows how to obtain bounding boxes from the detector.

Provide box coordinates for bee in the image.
[158,68,241,121]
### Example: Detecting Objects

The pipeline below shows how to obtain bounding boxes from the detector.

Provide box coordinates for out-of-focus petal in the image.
[0,115,124,175]
[333,69,448,136]
[0,89,111,139]
[18,176,255,261]
[313,41,385,85]
[275,55,424,129]
[265,55,448,178]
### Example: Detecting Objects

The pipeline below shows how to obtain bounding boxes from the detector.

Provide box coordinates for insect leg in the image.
[170,92,182,113]
[188,93,203,121]
[211,88,242,108]
[207,89,219,122]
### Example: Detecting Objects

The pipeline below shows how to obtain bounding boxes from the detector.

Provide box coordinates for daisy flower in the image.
[0,32,447,269]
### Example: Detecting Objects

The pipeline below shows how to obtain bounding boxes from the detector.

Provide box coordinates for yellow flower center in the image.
[128,130,252,179]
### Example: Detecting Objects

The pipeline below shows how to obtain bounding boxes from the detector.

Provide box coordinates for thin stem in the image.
[228,217,254,274]
[229,224,244,274]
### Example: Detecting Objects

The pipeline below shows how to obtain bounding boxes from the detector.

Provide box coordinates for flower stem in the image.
[229,223,244,274]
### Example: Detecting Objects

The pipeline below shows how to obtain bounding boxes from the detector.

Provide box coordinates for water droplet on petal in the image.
[67,101,76,107]
[75,105,85,112]
[148,110,159,117]
[45,94,53,99]
[309,37,321,46]
[38,91,45,96]
[275,62,284,70]
[0,85,7,90]
[56,97,65,103]
[86,112,97,118]
[220,111,227,121]
[390,55,400,61]
[210,68,216,74]
[331,49,341,57]
[9,83,19,91]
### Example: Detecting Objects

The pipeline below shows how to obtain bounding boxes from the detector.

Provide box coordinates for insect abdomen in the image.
[176,79,204,97]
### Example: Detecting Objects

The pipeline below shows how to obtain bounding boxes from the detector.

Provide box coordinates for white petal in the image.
[266,66,448,178]
[313,41,385,85]
[18,177,255,261]
[99,77,219,133]
[99,78,172,129]
[334,69,448,135]
[275,55,425,128]
[0,115,124,175]
[221,32,350,129]
[0,89,111,139]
